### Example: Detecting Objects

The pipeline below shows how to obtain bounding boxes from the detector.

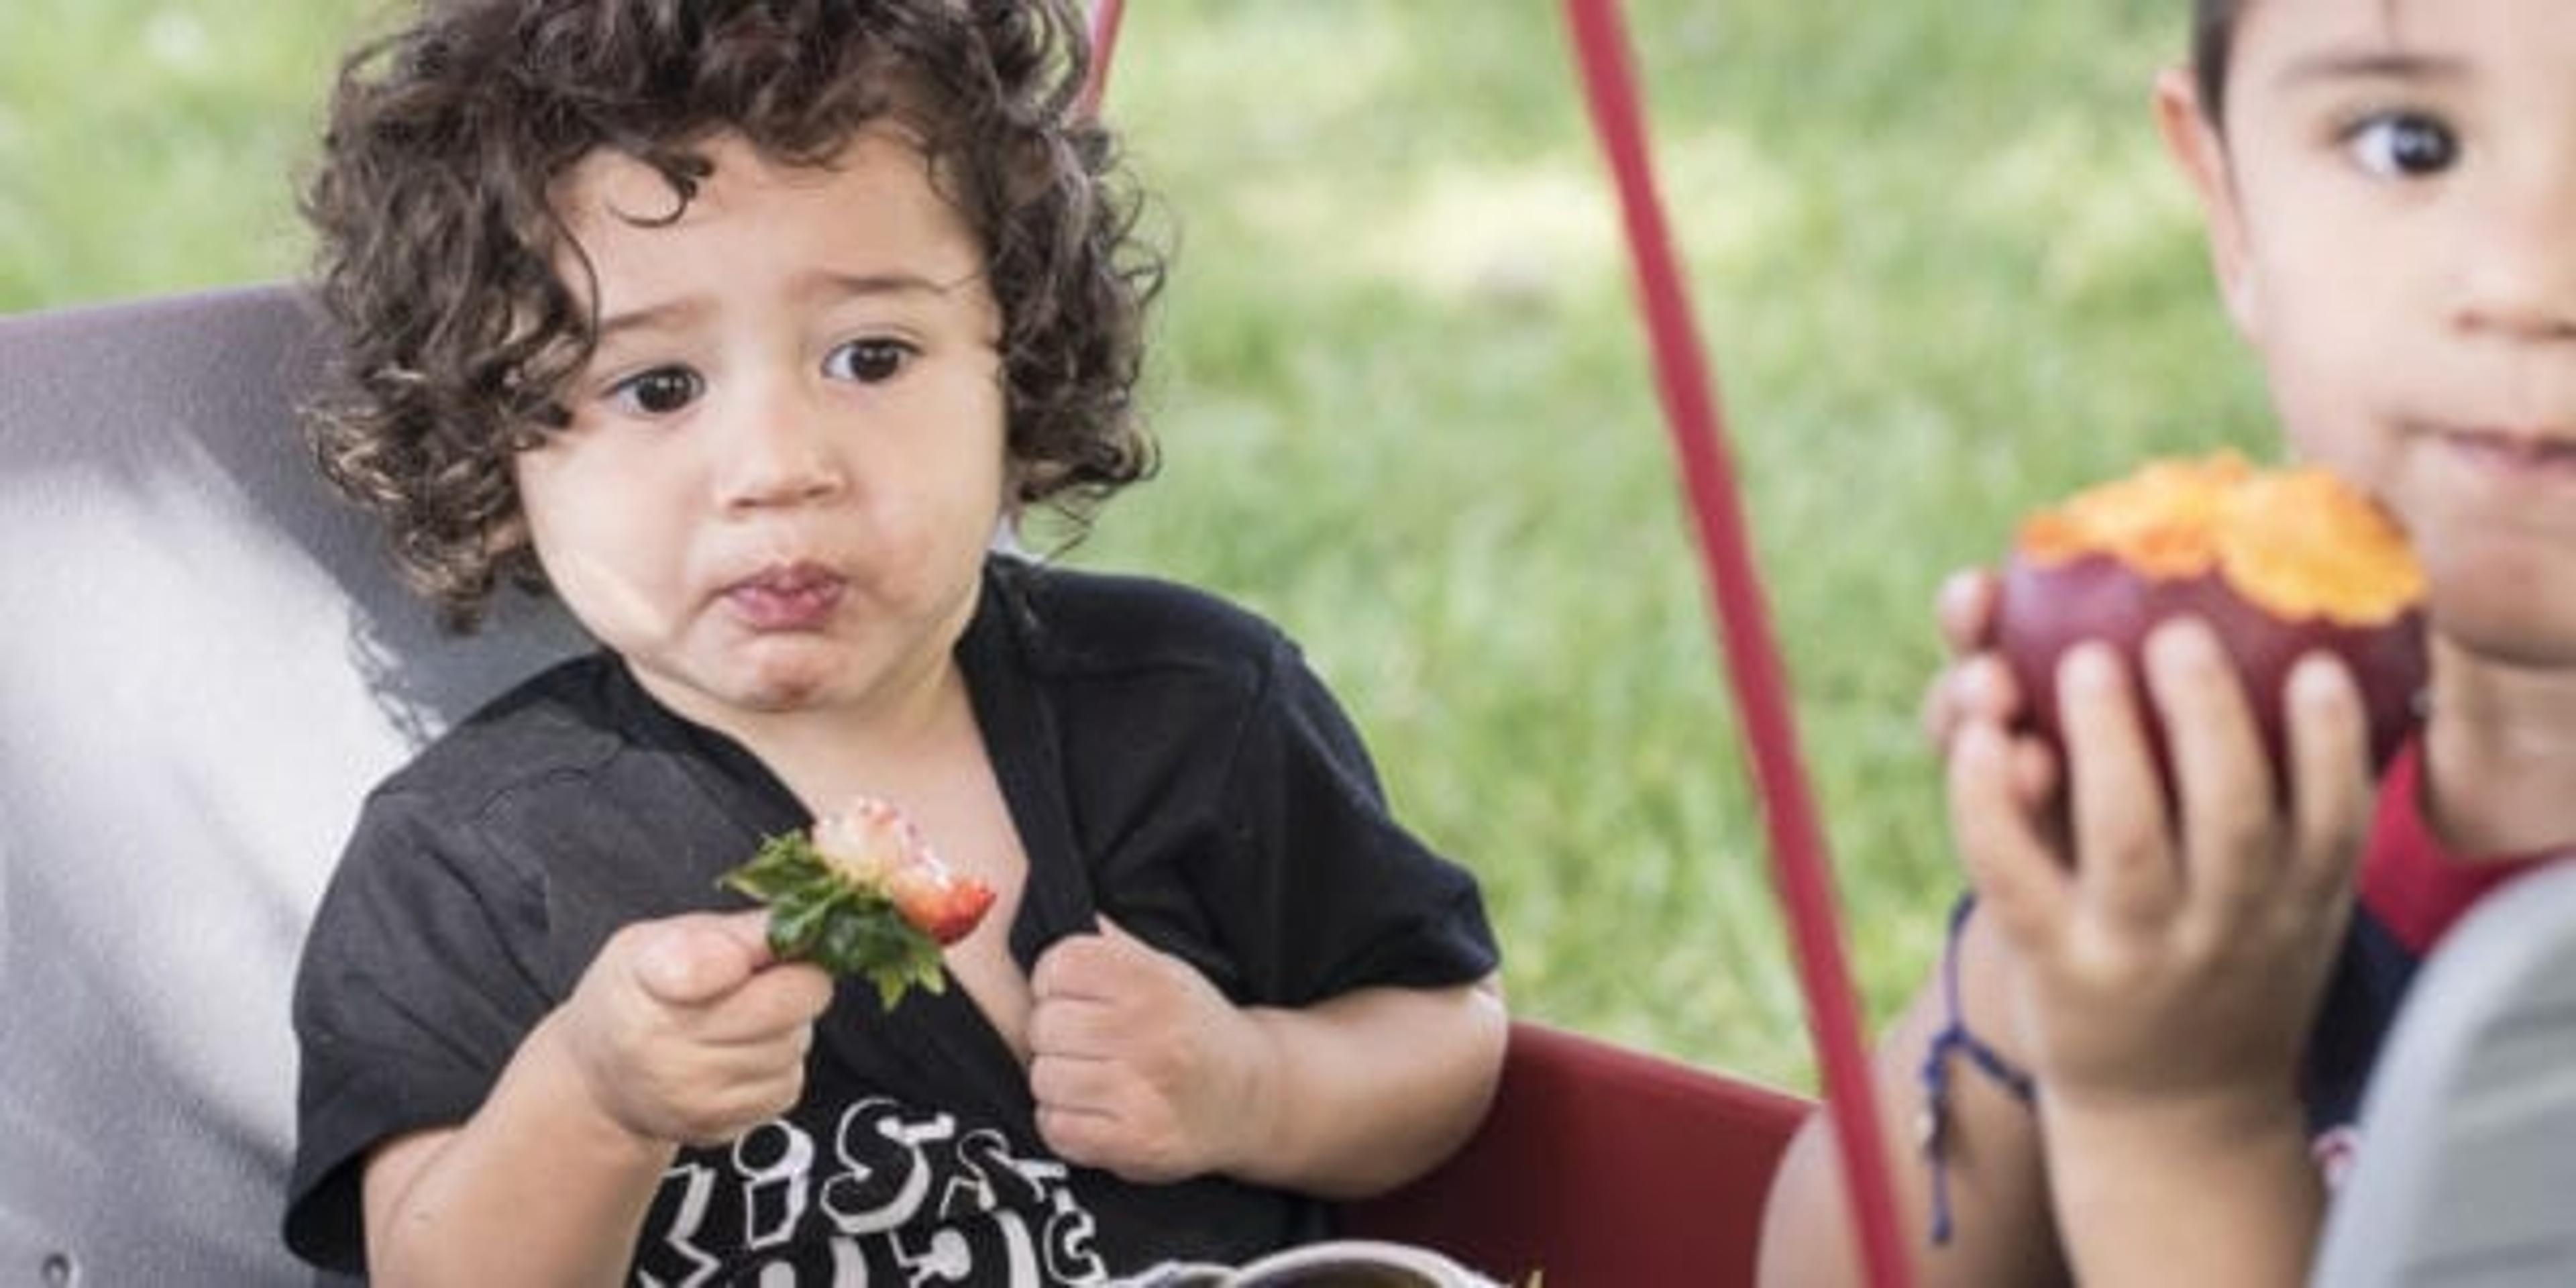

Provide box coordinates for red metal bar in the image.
[1078,0,1127,119]
[1560,3,1913,1285]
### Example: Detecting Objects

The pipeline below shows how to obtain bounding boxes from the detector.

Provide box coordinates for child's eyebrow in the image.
[590,270,982,348]
[594,297,711,347]
[2276,50,2470,90]
[800,269,982,303]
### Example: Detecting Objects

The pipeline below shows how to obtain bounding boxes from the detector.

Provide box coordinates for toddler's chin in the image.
[716,644,845,713]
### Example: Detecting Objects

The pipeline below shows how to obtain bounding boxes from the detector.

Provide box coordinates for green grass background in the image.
[4,0,2279,1091]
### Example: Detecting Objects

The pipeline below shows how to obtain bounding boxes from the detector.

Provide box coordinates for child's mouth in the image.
[2443,428,2576,478]
[725,564,847,631]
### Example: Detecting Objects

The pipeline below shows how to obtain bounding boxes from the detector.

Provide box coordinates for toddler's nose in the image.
[716,397,848,511]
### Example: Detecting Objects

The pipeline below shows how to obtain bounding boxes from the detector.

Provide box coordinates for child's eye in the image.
[607,366,704,416]
[824,338,916,384]
[2345,111,2460,178]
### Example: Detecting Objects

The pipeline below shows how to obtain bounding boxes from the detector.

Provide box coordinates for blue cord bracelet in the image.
[1919,892,2038,1246]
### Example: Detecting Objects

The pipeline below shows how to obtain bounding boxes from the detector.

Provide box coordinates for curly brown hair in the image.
[303,0,1164,630]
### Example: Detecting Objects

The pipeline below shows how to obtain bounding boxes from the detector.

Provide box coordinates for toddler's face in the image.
[513,127,1010,727]
[2180,0,2576,663]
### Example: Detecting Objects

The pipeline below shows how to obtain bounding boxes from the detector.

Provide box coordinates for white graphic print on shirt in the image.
[635,1095,1111,1286]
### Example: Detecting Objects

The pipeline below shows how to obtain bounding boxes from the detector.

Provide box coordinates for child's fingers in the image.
[2282,653,2371,904]
[2057,643,2180,927]
[629,916,751,1004]
[1028,1049,1125,1118]
[1949,720,2072,953]
[1922,653,2023,751]
[1034,1101,1143,1179]
[2010,734,2061,810]
[1032,930,1143,1004]
[1089,914,1177,967]
[1919,570,2011,753]
[667,1059,814,1149]
[684,1015,822,1077]
[2143,619,2281,920]
[633,911,784,1006]
[696,961,835,1046]
[713,908,782,964]
[1027,991,1121,1061]
[1936,567,2002,654]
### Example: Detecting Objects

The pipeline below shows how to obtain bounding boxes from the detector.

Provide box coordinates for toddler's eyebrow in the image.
[589,269,983,347]
[594,297,710,345]
[2277,50,2469,90]
[802,269,981,303]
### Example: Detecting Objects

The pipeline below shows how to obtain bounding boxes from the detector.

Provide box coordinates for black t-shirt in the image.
[283,557,1499,1283]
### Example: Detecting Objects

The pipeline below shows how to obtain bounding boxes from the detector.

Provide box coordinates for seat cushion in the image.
[0,285,580,1285]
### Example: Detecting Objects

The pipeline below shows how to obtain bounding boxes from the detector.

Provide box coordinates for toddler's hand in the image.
[555,910,836,1148]
[1949,619,2369,1123]
[1026,918,1265,1184]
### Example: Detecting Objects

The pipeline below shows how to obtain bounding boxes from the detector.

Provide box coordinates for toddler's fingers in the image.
[1034,1103,1128,1176]
[1027,992,1119,1062]
[1030,931,1123,1004]
[699,961,835,1045]
[1028,1049,1125,1118]
[2283,653,2371,905]
[634,911,776,1006]
[685,1018,821,1082]
[1936,567,2002,655]
[2143,619,2279,920]
[1092,913,1160,953]
[2057,643,2180,928]
[671,1061,812,1149]
[1949,720,2072,954]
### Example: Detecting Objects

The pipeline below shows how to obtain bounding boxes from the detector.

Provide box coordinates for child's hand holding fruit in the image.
[1931,452,2426,1228]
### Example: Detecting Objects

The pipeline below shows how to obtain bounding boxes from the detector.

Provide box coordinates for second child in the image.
[1761,1,2576,1285]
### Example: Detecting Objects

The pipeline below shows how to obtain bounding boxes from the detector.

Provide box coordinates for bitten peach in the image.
[1992,451,2428,786]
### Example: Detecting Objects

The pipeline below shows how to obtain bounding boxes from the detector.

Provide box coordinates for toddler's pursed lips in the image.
[722,561,849,629]
[730,561,842,593]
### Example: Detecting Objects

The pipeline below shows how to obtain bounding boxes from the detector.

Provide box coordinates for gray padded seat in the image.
[2314,859,2576,1287]
[0,285,580,1285]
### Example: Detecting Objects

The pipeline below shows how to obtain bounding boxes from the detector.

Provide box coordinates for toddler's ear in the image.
[2153,66,2259,339]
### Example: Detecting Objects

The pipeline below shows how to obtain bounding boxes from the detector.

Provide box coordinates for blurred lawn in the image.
[4,0,2277,1091]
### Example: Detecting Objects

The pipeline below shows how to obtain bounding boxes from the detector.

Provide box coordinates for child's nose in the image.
[714,390,849,511]
[2451,162,2576,343]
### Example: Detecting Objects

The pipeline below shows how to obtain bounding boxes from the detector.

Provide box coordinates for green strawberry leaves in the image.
[718,832,949,1010]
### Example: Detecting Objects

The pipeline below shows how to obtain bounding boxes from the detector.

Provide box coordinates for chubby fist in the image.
[555,910,836,1148]
[1026,918,1268,1183]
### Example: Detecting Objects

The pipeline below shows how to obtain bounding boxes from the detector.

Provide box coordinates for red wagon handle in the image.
[1560,3,1912,1285]
[1078,0,1126,121]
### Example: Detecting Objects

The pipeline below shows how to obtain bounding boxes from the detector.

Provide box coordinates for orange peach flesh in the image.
[2014,450,2423,628]
[1996,451,2429,780]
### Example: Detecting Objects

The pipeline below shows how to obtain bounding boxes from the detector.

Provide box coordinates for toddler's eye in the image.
[608,366,703,415]
[2347,112,2459,178]
[825,339,915,384]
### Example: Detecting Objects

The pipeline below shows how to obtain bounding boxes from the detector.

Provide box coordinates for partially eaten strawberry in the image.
[718,796,998,1008]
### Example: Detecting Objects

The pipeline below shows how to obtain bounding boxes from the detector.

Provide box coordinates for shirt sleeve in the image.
[1194,635,1501,1006]
[282,789,556,1273]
